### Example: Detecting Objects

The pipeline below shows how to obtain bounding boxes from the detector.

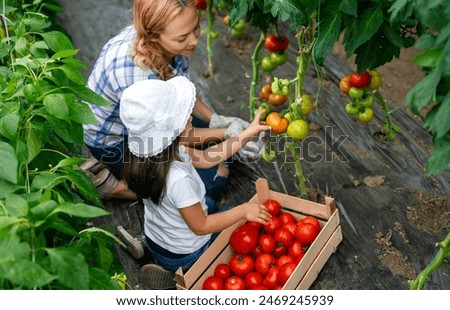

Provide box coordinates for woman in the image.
[119,76,271,289]
[82,0,251,201]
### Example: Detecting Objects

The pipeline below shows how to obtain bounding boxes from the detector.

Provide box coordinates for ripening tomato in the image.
[349,71,371,88]
[229,224,259,254]
[274,227,294,247]
[265,35,289,52]
[195,0,207,10]
[229,253,255,277]
[279,212,296,225]
[224,276,246,290]
[300,95,313,116]
[255,253,276,275]
[294,222,319,244]
[259,234,276,253]
[278,262,297,285]
[263,215,282,234]
[266,112,289,134]
[263,199,281,216]
[339,75,351,94]
[287,119,309,140]
[268,93,287,106]
[202,275,224,290]
[259,84,272,101]
[368,70,382,89]
[214,263,231,280]
[245,271,263,289]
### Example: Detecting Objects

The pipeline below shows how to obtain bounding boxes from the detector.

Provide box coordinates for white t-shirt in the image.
[143,146,211,254]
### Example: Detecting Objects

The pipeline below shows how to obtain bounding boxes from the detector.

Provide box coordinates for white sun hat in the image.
[120,76,196,157]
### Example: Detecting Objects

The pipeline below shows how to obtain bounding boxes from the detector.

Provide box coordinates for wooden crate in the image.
[175,178,343,290]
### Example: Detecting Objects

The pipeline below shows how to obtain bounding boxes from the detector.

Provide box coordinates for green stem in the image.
[288,141,307,198]
[249,32,266,120]
[409,232,450,290]
[374,90,396,140]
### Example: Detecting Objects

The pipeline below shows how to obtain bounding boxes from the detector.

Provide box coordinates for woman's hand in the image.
[240,202,272,225]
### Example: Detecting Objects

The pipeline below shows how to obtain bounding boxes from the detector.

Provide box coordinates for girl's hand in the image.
[241,202,271,225]
[244,109,271,138]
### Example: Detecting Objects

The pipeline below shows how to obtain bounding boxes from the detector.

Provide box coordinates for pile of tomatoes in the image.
[339,70,382,123]
[202,199,322,290]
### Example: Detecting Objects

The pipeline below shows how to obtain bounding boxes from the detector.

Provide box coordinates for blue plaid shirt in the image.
[83,25,190,148]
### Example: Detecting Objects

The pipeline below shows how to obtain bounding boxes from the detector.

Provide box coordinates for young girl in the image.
[120,76,272,289]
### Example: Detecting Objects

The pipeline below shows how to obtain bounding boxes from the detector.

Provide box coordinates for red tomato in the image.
[246,220,263,231]
[195,0,207,10]
[278,262,297,285]
[263,216,282,234]
[259,234,276,253]
[255,253,276,275]
[202,275,224,290]
[251,284,268,290]
[263,199,281,216]
[288,240,304,260]
[298,216,321,233]
[279,212,296,225]
[230,224,259,254]
[263,266,280,289]
[214,263,231,280]
[276,255,295,268]
[224,276,246,290]
[274,227,294,247]
[229,253,255,277]
[349,71,371,88]
[294,222,319,244]
[283,222,297,236]
[245,271,263,289]
[274,243,287,258]
[265,35,289,52]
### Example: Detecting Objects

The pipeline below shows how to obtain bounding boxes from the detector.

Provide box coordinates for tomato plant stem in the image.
[409,232,450,290]
[374,90,398,141]
[249,32,266,120]
[288,141,307,198]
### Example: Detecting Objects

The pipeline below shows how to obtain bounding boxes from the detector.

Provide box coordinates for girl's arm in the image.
[192,97,213,123]
[183,127,225,147]
[179,202,271,236]
[185,109,270,169]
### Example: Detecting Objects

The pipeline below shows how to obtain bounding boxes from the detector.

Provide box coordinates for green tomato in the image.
[230,28,243,38]
[261,148,277,162]
[270,50,289,66]
[232,19,246,32]
[217,0,229,10]
[257,102,271,121]
[368,70,382,89]
[287,119,310,140]
[210,31,219,40]
[358,107,374,123]
[345,102,359,115]
[348,87,365,99]
[261,56,277,72]
[359,95,374,108]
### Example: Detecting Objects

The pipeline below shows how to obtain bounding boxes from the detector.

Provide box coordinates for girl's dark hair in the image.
[122,137,180,204]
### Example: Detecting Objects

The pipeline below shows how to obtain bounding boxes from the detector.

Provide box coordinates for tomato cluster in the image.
[261,35,289,72]
[223,15,246,38]
[339,70,382,123]
[202,199,322,290]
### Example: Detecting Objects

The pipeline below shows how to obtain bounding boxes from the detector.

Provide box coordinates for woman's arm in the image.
[185,109,270,169]
[179,202,271,236]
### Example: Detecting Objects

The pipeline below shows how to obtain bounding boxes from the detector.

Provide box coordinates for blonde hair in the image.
[132,0,196,79]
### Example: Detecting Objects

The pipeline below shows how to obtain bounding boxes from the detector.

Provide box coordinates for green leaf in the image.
[14,37,28,56]
[80,227,125,247]
[344,8,384,56]
[1,259,56,288]
[415,33,437,49]
[5,194,28,218]
[56,64,85,85]
[405,68,442,113]
[51,202,109,219]
[67,100,98,124]
[50,49,79,60]
[354,31,400,71]
[43,93,70,121]
[64,85,111,106]
[313,2,342,65]
[269,0,303,25]
[426,140,450,174]
[382,24,405,48]
[0,108,20,140]
[23,121,47,164]
[0,141,18,184]
[47,217,79,237]
[339,0,357,16]
[64,170,102,206]
[413,48,442,67]
[424,93,450,139]
[47,247,90,289]
[30,200,59,221]
[40,31,73,53]
[0,180,22,200]
[89,267,121,290]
